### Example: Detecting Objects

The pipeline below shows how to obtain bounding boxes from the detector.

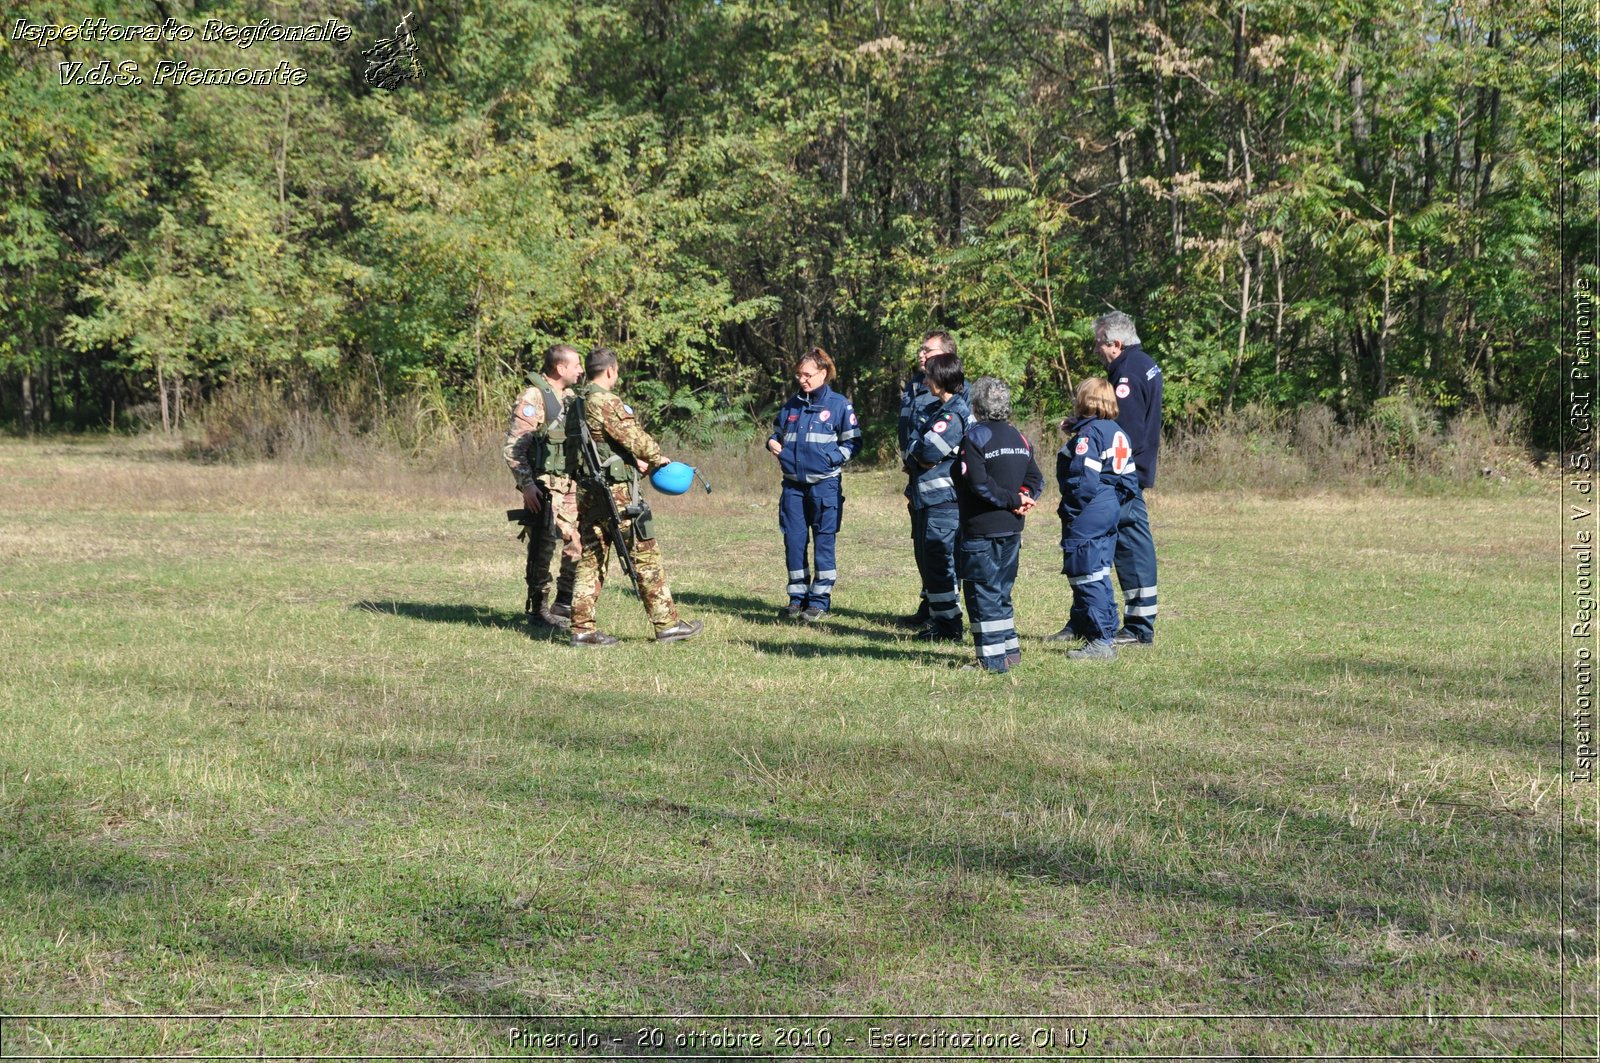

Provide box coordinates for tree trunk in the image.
[1377,176,1397,396]
[1102,16,1131,273]
[20,372,35,434]
[156,360,171,433]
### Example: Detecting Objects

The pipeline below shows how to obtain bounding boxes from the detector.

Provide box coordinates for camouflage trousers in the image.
[528,477,581,609]
[569,488,679,635]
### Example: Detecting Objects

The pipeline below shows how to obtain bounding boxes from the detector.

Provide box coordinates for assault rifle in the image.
[569,392,649,595]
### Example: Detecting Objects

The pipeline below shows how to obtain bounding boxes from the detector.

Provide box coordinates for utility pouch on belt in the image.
[631,503,655,541]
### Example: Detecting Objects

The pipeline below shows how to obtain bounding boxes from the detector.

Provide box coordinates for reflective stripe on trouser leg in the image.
[909,502,929,606]
[1115,491,1158,639]
[779,481,811,604]
[1063,532,1118,642]
[805,477,841,609]
[917,504,962,629]
[959,534,1019,669]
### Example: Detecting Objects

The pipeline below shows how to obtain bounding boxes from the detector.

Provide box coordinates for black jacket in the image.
[955,419,1045,538]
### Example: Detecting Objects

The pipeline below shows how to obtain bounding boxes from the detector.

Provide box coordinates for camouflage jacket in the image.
[502,377,574,491]
[579,383,667,501]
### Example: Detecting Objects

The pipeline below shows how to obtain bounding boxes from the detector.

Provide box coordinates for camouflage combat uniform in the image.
[503,374,580,614]
[569,383,682,635]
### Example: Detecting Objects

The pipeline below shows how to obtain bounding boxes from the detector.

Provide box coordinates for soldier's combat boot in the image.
[571,630,620,647]
[655,619,704,643]
[537,605,572,629]
[528,592,558,629]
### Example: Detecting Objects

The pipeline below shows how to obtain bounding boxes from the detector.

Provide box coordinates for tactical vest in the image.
[527,377,569,479]
[577,383,634,485]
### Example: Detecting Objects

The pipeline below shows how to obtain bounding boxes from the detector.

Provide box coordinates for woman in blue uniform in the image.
[1057,378,1143,659]
[766,348,861,620]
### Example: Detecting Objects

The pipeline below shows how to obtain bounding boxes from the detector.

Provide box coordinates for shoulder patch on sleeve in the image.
[1115,383,1131,399]
[1147,365,1160,379]
[933,419,949,433]
[622,404,634,416]
[1074,438,1089,456]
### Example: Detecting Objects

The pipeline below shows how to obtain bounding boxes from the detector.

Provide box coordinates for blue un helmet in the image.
[649,461,696,495]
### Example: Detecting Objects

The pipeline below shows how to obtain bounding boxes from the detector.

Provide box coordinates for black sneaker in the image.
[914,625,964,643]
[778,602,805,620]
[1043,623,1078,643]
[1112,628,1153,646]
[799,606,827,622]
[898,605,932,628]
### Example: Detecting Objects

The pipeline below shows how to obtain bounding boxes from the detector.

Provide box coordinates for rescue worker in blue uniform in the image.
[954,377,1044,672]
[904,352,971,641]
[1095,311,1161,645]
[897,330,956,627]
[767,347,861,621]
[1056,378,1143,660]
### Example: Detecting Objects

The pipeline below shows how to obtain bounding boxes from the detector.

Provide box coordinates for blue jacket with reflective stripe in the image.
[1057,417,1141,543]
[898,370,937,455]
[1106,344,1163,489]
[904,391,971,509]
[769,385,861,485]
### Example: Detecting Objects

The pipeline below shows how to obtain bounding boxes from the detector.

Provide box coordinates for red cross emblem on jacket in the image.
[1112,432,1132,474]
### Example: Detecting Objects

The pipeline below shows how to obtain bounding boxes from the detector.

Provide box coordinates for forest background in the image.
[1,0,1593,456]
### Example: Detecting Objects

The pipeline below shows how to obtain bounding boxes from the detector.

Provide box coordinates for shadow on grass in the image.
[352,600,531,635]
[740,637,956,665]
[674,589,923,646]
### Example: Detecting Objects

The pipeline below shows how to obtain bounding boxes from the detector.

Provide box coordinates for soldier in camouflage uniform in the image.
[503,343,583,628]
[569,347,703,647]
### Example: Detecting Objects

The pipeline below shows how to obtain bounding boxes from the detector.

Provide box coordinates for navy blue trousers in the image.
[1114,492,1158,640]
[780,477,842,609]
[1063,533,1118,642]
[958,533,1021,671]
[911,503,962,632]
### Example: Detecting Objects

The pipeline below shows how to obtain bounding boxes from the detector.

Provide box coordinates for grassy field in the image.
[0,435,1587,1059]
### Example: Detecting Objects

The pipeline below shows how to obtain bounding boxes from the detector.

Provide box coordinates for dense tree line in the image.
[1,0,1591,445]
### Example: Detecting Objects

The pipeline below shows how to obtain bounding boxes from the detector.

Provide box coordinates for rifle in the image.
[569,392,649,595]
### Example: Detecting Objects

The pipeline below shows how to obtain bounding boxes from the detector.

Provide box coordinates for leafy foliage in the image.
[0,0,1580,445]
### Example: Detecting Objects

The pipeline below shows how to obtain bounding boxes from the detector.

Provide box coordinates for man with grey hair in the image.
[954,376,1043,672]
[1072,310,1162,644]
